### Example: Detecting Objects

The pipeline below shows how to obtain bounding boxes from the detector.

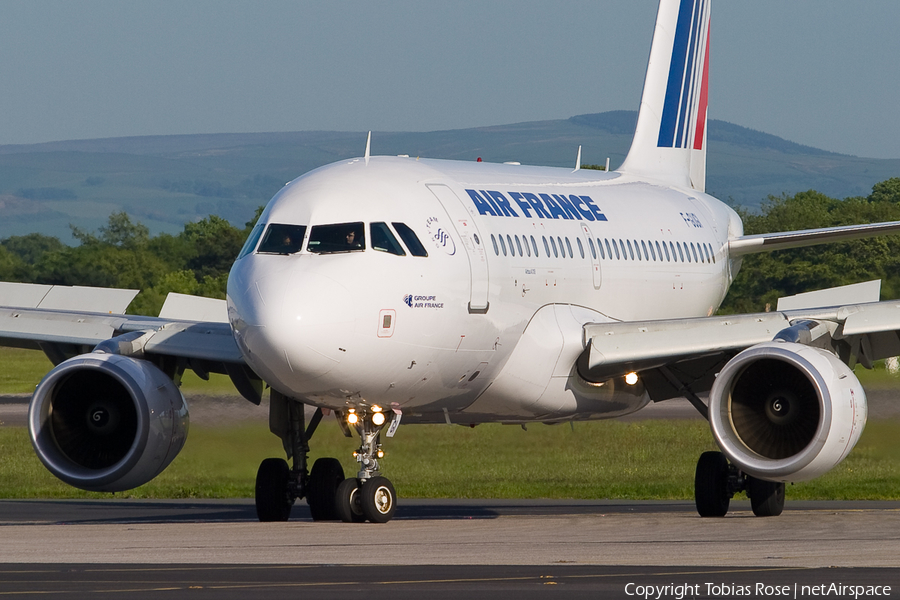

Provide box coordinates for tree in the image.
[183,215,245,281]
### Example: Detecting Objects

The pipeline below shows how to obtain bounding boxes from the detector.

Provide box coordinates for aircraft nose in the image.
[229,261,356,386]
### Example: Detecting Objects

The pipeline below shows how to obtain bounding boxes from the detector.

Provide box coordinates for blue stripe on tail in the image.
[657,0,702,148]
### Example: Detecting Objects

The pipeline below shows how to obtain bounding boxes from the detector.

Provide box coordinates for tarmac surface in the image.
[1,499,899,598]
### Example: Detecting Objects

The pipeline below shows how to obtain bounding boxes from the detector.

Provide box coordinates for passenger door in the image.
[427,184,490,314]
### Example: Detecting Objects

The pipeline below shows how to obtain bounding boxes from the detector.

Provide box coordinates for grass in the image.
[2,347,899,501]
[2,418,899,500]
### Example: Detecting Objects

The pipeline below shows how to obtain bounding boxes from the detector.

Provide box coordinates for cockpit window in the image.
[370,222,406,256]
[238,223,265,259]
[256,223,306,255]
[307,222,365,253]
[392,222,428,257]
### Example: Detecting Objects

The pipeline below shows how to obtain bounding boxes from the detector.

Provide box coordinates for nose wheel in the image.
[335,406,401,523]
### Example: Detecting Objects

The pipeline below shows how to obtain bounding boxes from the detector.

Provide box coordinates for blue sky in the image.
[1,1,898,158]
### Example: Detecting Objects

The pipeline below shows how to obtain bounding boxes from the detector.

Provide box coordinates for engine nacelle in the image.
[28,353,189,492]
[709,341,866,482]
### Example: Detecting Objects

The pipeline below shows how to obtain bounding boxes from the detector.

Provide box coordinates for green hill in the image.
[0,111,897,241]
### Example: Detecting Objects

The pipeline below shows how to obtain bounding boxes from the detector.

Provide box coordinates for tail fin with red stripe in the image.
[618,0,711,192]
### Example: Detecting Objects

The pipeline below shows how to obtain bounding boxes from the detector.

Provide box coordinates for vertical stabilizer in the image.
[618,0,711,192]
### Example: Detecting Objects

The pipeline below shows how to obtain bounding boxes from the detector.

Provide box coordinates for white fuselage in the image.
[226,156,743,423]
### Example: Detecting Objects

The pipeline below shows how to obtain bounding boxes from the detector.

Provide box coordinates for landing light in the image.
[372,412,386,426]
[625,372,639,385]
[347,412,359,425]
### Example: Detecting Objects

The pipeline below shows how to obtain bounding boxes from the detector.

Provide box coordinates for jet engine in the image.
[28,353,189,492]
[708,341,866,482]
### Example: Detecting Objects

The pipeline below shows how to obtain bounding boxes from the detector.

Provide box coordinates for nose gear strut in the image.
[336,406,399,523]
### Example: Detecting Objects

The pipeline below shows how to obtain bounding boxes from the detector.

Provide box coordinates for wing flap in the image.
[0,307,126,348]
[158,293,229,324]
[0,282,138,314]
[585,300,900,385]
[585,312,791,372]
[839,301,900,336]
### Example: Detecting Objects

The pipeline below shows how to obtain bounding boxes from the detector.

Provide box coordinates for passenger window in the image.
[709,244,716,264]
[543,236,550,256]
[516,235,524,257]
[677,242,684,262]
[641,240,649,261]
[500,235,508,256]
[648,240,656,261]
[703,244,710,263]
[531,236,539,257]
[491,234,499,256]
[258,223,307,255]
[239,223,266,259]
[577,238,584,259]
[605,239,613,260]
[567,237,575,259]
[550,237,559,258]
[655,241,662,262]
[663,241,670,261]
[691,242,698,263]
[669,241,676,261]
[370,222,406,256]
[619,239,626,260]
[626,240,634,260]
[392,222,428,257]
[522,235,531,257]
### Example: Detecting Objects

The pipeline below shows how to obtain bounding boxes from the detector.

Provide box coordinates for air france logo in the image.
[464,190,608,222]
[426,216,456,255]
[403,294,444,309]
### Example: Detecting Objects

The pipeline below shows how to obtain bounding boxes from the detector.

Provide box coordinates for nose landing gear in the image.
[334,406,399,523]
[254,393,401,523]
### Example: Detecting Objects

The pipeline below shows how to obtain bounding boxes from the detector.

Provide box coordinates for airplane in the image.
[3,0,900,523]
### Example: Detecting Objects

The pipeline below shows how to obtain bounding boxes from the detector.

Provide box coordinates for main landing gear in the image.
[254,395,399,524]
[694,451,785,517]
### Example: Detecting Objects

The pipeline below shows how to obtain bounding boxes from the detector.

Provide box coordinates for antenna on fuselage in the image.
[364,131,371,165]
[573,145,582,172]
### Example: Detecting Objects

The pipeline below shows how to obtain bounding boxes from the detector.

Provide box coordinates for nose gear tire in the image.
[360,476,397,523]
[335,477,366,523]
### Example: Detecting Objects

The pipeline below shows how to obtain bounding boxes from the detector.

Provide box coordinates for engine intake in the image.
[28,353,189,492]
[709,341,866,482]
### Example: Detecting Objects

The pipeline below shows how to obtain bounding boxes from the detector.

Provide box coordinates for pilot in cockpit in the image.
[345,229,361,249]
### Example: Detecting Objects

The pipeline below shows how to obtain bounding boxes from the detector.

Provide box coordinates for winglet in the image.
[618,0,711,192]
[574,145,582,172]
[364,131,371,165]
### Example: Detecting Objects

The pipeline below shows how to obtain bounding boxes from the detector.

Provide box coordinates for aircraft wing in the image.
[729,221,900,256]
[0,282,261,403]
[583,297,900,403]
